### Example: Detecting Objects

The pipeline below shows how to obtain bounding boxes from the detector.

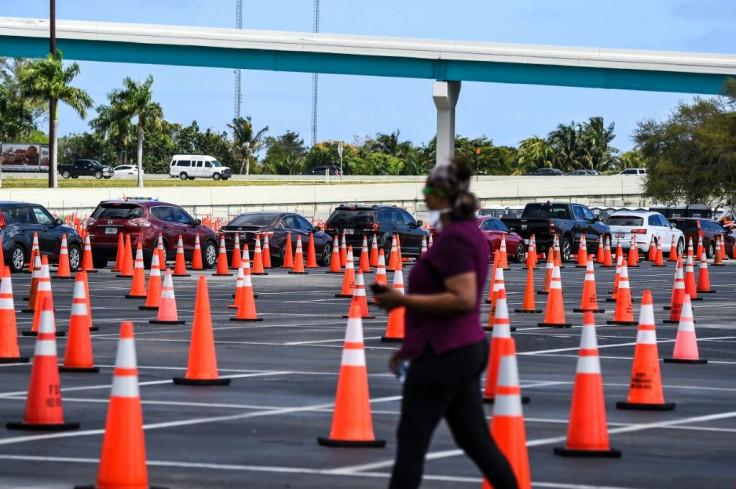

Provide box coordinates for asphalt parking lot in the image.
[0,256,734,488]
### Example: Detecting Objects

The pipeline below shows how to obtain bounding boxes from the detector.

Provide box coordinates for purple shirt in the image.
[399,219,489,360]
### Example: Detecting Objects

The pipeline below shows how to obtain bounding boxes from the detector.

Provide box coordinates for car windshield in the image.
[673,221,698,232]
[211,160,222,167]
[228,213,278,226]
[522,204,570,219]
[327,209,375,226]
[92,204,145,219]
[606,216,644,226]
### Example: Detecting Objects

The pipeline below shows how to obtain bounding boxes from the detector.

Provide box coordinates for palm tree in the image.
[579,117,619,172]
[19,51,93,187]
[89,103,134,166]
[515,136,554,174]
[547,122,584,172]
[227,116,268,175]
[107,75,163,187]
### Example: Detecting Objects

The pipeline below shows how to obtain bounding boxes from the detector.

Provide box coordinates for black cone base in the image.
[149,319,186,325]
[0,356,29,363]
[124,294,147,299]
[288,271,309,274]
[606,320,638,325]
[173,377,232,385]
[381,336,403,343]
[139,305,160,310]
[662,319,680,324]
[536,290,549,295]
[317,437,386,448]
[663,358,708,364]
[253,272,269,275]
[663,306,672,310]
[604,298,617,303]
[22,331,65,337]
[115,274,133,278]
[554,446,622,458]
[230,317,263,322]
[538,323,572,328]
[89,327,99,332]
[573,308,605,313]
[55,276,75,280]
[690,297,704,301]
[616,401,676,411]
[84,270,98,273]
[7,421,80,431]
[326,271,343,274]
[215,273,233,277]
[59,366,100,373]
[484,396,530,404]
[343,315,375,319]
[335,294,353,298]
[698,290,716,294]
[514,309,543,313]
[484,326,517,332]
[575,265,587,268]
[711,263,725,266]
[76,485,167,489]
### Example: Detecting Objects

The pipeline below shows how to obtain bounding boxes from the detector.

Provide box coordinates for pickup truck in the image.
[58,159,114,179]
[501,202,611,262]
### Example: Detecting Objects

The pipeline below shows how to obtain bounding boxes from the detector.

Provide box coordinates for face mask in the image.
[428,208,451,231]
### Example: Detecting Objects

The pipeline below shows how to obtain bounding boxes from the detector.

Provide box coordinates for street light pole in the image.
[337,141,343,183]
[475,147,481,182]
[49,0,57,188]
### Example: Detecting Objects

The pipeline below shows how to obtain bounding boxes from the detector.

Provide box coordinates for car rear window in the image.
[229,214,279,226]
[327,209,375,226]
[606,216,644,226]
[522,204,570,219]
[92,204,145,219]
[672,220,697,233]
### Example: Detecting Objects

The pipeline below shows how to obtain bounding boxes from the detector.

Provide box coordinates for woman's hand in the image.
[372,286,405,311]
[388,349,403,375]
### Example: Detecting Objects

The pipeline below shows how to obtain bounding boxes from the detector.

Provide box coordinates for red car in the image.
[476,216,525,262]
[86,199,220,269]
[670,217,735,258]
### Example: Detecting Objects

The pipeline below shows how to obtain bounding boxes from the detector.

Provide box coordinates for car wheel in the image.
[514,241,526,263]
[560,237,572,262]
[68,244,82,271]
[180,172,188,181]
[9,244,25,273]
[94,171,103,179]
[320,242,332,267]
[213,173,221,181]
[202,239,218,269]
[61,170,71,179]
[706,240,715,259]
[676,239,685,258]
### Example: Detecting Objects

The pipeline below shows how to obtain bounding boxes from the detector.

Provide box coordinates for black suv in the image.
[324,204,429,257]
[0,201,83,273]
[302,166,341,176]
[524,168,564,176]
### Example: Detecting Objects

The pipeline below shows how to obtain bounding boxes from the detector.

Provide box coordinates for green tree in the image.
[0,58,46,142]
[57,132,115,165]
[578,117,619,171]
[261,131,307,175]
[90,102,134,166]
[19,51,93,187]
[227,116,268,175]
[514,136,554,174]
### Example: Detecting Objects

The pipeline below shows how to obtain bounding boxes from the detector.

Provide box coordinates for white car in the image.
[112,165,144,177]
[605,211,685,256]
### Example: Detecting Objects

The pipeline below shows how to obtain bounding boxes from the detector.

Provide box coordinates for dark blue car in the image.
[0,201,83,273]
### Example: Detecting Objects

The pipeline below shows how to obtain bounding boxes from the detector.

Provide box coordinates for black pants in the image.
[388,340,519,489]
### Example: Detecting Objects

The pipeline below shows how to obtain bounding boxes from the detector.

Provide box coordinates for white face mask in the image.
[428,207,451,231]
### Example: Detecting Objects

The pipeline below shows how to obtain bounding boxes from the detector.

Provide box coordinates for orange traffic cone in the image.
[173,235,190,276]
[486,252,500,303]
[668,234,678,262]
[528,234,538,268]
[125,244,147,299]
[652,237,665,266]
[627,235,640,267]
[607,262,636,325]
[647,234,657,262]
[696,235,704,262]
[554,311,621,457]
[370,234,380,266]
[380,268,405,342]
[372,249,388,305]
[7,296,79,431]
[174,276,231,385]
[24,252,42,305]
[596,234,604,264]
[116,234,134,278]
[344,270,375,319]
[616,290,675,411]
[536,251,554,295]
[191,233,204,270]
[318,303,386,447]
[77,270,97,332]
[282,232,294,269]
[358,236,371,273]
[605,255,624,303]
[482,338,531,489]
[155,234,166,271]
[538,265,571,328]
[515,265,542,314]
[228,257,245,310]
[663,257,685,323]
[149,269,185,325]
[0,267,29,363]
[602,236,613,267]
[498,234,509,270]
[339,232,347,267]
[112,232,125,272]
[712,235,725,266]
[23,257,63,337]
[81,234,96,273]
[56,233,73,279]
[215,236,232,276]
[487,267,515,331]
[262,232,273,268]
[231,233,243,270]
[139,252,162,310]
[252,234,268,275]
[327,235,342,274]
[696,250,714,293]
[289,235,308,274]
[683,243,700,301]
[576,234,588,268]
[614,238,624,263]
[663,294,707,364]
[26,232,39,273]
[83,322,155,489]
[230,264,262,322]
[306,232,319,268]
[60,272,98,373]
[552,234,562,268]
[573,256,605,313]
[336,246,356,298]
[388,235,400,271]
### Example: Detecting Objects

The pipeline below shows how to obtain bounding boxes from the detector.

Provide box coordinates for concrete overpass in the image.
[2,16,736,166]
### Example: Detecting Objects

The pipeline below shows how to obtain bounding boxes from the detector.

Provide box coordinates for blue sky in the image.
[5,0,736,152]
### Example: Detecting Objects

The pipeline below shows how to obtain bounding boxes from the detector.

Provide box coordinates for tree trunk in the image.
[136,125,144,188]
[48,98,58,188]
[245,156,250,176]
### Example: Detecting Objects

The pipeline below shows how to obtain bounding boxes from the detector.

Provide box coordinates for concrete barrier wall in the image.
[0,175,647,220]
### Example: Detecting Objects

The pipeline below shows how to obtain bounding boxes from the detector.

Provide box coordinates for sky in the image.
[4,0,736,152]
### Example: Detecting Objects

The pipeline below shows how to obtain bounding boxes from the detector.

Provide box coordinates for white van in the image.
[169,155,232,180]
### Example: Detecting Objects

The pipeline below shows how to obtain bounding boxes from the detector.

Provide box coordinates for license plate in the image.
[105,227,118,235]
[343,229,354,235]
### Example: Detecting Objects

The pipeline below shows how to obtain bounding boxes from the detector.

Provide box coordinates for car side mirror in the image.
[54,218,63,226]
[193,219,201,226]
[416,220,423,227]
[312,226,321,233]
[670,223,676,229]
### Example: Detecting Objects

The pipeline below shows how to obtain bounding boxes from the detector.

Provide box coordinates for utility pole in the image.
[234,0,243,119]
[49,0,57,188]
[311,0,319,146]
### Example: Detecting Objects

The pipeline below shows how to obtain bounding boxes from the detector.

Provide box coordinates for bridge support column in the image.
[432,80,461,167]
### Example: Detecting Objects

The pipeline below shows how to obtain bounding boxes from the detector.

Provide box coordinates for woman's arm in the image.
[373,271,477,316]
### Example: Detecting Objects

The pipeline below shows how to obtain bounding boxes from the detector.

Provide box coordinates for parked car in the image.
[566,169,601,176]
[168,155,231,180]
[324,204,429,258]
[0,201,83,273]
[58,159,114,179]
[302,166,341,176]
[501,202,610,262]
[476,216,525,262]
[86,199,219,269]
[220,211,332,266]
[604,211,684,257]
[524,168,564,176]
[112,165,144,177]
[618,168,647,176]
[670,217,735,258]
